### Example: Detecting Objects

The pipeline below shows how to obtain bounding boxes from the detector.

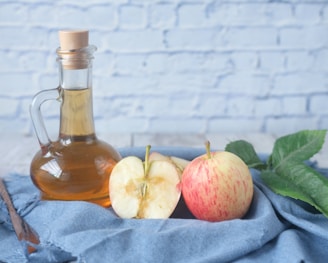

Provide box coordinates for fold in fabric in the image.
[0,147,327,263]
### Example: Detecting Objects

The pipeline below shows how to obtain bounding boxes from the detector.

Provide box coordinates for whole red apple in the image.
[181,142,254,222]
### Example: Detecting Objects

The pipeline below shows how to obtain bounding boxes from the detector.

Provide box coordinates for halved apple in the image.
[109,146,181,219]
[149,152,190,177]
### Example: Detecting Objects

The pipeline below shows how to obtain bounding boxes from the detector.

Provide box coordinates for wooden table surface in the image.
[1,133,327,177]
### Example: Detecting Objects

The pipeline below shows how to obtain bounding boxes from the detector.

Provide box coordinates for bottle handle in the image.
[30,87,61,150]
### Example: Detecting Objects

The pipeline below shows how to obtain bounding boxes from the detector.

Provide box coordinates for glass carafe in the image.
[29,30,121,207]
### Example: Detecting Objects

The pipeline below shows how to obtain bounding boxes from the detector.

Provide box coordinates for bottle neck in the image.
[57,46,96,140]
[60,67,92,90]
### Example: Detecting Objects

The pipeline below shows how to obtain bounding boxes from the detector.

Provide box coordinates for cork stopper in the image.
[59,30,89,50]
[57,30,94,70]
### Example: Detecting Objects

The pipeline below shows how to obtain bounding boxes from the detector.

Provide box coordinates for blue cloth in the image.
[1,147,328,263]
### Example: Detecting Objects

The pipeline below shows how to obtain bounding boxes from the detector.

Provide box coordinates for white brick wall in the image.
[0,0,327,137]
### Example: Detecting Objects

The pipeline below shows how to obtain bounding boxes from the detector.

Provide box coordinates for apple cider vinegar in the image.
[30,30,121,207]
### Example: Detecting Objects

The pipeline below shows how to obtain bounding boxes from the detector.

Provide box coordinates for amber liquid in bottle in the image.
[30,30,121,207]
[31,89,120,207]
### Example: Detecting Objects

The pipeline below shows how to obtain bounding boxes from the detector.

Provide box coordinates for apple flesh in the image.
[181,142,253,222]
[149,152,190,178]
[109,146,181,219]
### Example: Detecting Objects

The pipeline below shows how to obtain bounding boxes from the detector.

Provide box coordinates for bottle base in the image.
[40,192,111,208]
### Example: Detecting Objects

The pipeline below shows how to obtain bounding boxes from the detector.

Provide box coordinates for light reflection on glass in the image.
[95,156,116,176]
[41,159,62,178]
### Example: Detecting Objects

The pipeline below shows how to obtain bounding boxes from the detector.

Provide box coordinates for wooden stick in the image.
[0,178,40,254]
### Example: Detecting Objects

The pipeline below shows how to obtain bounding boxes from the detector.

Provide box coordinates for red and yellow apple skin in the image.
[181,151,254,222]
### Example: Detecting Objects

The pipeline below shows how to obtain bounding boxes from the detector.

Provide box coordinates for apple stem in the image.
[205,140,212,159]
[144,145,151,176]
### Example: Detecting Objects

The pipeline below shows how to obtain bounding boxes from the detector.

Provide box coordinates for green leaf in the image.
[261,163,328,217]
[225,140,266,170]
[261,170,316,205]
[224,130,328,218]
[270,130,327,170]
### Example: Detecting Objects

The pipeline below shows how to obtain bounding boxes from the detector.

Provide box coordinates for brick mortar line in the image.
[0,47,326,53]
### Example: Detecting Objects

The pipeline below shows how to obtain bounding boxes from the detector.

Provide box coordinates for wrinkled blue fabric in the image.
[1,147,328,263]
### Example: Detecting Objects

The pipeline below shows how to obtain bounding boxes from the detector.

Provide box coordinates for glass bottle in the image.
[29,30,121,207]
